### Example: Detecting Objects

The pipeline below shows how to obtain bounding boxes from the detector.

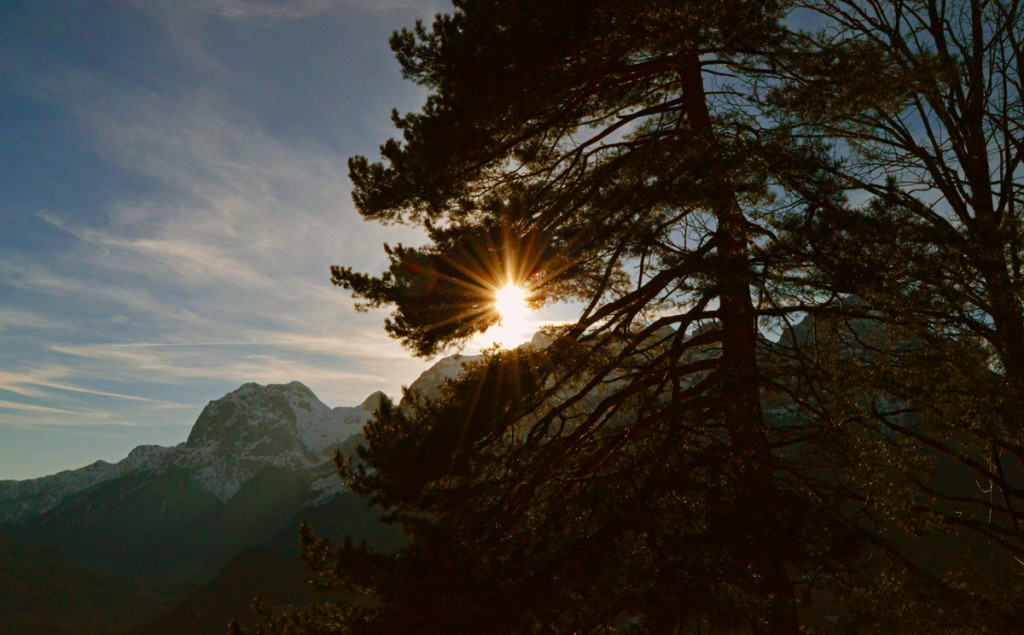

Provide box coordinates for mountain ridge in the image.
[0,346,533,633]
[0,380,380,523]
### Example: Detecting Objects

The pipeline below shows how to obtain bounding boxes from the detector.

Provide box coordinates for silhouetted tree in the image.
[323,1,850,631]
[238,0,1024,632]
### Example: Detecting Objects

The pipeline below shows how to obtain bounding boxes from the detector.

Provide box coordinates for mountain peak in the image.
[187,382,311,449]
[269,380,315,395]
[2,370,438,518]
[359,391,386,412]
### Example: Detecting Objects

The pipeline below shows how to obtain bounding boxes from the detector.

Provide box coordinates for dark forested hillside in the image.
[134,490,403,635]
[0,531,192,635]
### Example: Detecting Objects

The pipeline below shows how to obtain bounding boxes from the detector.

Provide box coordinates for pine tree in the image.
[323,1,842,631]
[239,0,1024,631]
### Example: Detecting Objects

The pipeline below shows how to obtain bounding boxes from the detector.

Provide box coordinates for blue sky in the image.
[0,0,471,480]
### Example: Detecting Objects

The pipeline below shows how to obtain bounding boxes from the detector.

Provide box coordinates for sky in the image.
[0,0,555,480]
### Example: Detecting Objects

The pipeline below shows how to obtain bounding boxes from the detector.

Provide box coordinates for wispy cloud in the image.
[0,367,193,406]
[31,381,179,404]
[0,308,73,332]
[0,400,88,416]
[182,0,342,20]
[0,368,76,399]
[46,326,428,402]
[0,0,445,477]
[0,407,141,429]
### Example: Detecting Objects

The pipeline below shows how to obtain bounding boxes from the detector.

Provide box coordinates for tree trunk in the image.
[678,52,799,634]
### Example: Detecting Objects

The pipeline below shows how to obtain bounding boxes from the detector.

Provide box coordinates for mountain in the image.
[0,356,473,634]
[0,381,376,525]
[0,381,387,574]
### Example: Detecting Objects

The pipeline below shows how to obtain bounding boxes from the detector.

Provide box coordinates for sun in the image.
[481,283,534,348]
[495,284,528,326]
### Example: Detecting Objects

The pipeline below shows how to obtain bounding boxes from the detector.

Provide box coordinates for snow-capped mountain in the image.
[404,353,480,402]
[0,381,379,523]
[0,346,535,631]
[0,336,553,526]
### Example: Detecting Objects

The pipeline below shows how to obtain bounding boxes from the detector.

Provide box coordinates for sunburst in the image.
[480,282,535,348]
[495,284,528,327]
[396,213,562,349]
